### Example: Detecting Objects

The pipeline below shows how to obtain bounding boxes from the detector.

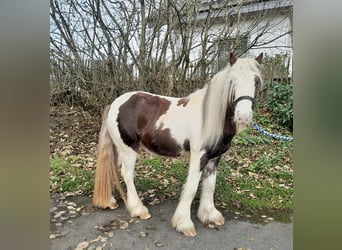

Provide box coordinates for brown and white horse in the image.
[93,53,263,236]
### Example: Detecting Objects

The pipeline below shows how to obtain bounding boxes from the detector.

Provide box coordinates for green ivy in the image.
[263,81,293,130]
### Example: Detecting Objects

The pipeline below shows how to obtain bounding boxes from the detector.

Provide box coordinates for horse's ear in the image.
[255,53,263,64]
[229,52,237,66]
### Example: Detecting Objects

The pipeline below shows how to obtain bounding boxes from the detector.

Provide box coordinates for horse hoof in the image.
[212,217,225,226]
[182,228,197,237]
[197,208,225,226]
[171,217,197,237]
[107,197,119,209]
[108,203,119,210]
[139,212,151,220]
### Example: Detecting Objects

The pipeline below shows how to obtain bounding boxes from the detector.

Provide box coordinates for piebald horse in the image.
[93,53,263,236]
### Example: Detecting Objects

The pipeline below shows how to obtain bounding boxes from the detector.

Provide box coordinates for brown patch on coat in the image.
[183,139,190,151]
[177,98,189,107]
[203,157,220,178]
[117,92,183,157]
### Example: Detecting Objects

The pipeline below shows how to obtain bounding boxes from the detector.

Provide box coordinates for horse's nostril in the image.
[236,111,252,124]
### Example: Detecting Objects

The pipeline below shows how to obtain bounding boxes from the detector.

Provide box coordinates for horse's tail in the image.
[93,105,127,209]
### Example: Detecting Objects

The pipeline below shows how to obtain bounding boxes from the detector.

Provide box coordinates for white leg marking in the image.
[120,149,151,219]
[172,152,203,236]
[197,168,224,226]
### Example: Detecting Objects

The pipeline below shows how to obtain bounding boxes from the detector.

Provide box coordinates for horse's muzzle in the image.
[235,109,253,125]
[234,95,254,125]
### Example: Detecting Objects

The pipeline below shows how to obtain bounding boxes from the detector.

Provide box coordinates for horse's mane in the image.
[201,58,262,149]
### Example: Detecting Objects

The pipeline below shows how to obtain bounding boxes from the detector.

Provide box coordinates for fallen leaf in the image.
[89,235,107,243]
[105,231,114,238]
[249,193,257,199]
[148,198,160,206]
[75,241,89,250]
[50,230,69,239]
[119,220,129,229]
[139,231,147,238]
[155,242,166,247]
[53,210,66,219]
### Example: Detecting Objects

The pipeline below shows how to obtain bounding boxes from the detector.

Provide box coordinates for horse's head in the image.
[229,52,263,128]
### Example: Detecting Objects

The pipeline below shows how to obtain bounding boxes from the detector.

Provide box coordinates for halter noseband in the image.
[234,95,255,108]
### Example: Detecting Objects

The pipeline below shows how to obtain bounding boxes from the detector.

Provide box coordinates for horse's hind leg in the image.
[120,148,151,219]
[197,157,224,226]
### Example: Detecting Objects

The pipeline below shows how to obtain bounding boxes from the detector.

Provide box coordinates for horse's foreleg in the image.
[120,150,151,219]
[171,151,203,236]
[197,157,224,226]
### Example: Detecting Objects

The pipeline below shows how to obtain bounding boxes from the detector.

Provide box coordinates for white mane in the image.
[201,58,262,148]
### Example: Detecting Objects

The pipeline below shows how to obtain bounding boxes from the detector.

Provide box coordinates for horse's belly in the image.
[140,128,186,157]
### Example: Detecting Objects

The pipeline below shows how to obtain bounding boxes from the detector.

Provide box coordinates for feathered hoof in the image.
[138,212,151,220]
[107,203,119,210]
[210,217,225,226]
[107,197,119,210]
[93,197,119,210]
[129,205,151,220]
[197,208,225,226]
[171,216,197,237]
[181,227,197,237]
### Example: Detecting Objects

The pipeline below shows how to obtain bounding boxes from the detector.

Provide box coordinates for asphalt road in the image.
[50,194,293,250]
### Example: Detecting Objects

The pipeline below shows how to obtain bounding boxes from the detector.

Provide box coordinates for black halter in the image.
[234,95,255,109]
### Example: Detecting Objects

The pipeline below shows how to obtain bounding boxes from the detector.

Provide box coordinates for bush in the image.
[263,81,293,130]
